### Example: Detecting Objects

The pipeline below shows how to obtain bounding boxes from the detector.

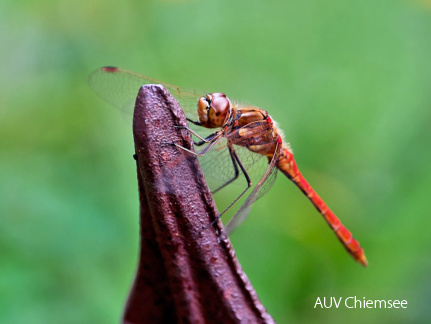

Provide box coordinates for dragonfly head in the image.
[197,93,231,128]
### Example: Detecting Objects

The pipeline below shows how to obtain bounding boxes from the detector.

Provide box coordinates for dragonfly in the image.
[89,66,368,267]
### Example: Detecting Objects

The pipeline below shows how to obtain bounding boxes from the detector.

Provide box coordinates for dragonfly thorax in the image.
[197,93,231,128]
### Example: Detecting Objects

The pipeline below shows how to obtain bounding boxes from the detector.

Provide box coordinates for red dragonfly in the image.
[89,66,368,267]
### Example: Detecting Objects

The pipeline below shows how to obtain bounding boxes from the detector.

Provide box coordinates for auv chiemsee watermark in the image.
[314,297,407,309]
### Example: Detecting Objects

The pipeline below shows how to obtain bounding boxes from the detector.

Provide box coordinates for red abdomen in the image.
[276,147,367,266]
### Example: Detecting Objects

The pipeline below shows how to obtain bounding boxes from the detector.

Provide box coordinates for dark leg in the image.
[169,136,220,157]
[175,125,219,146]
[194,132,219,146]
[205,146,252,229]
[186,118,202,126]
[211,144,240,194]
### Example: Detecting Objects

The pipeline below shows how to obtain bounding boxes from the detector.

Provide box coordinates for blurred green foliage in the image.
[1,0,431,323]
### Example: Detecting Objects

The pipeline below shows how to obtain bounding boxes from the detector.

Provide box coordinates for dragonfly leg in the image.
[194,132,219,146]
[186,118,202,126]
[204,145,252,229]
[167,136,221,157]
[212,144,240,194]
[175,126,219,146]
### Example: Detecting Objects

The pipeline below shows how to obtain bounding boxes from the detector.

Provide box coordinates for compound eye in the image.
[210,93,230,116]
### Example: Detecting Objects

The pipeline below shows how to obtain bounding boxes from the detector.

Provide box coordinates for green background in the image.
[1,0,430,323]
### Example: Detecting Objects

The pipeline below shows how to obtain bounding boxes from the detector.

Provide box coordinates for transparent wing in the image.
[224,141,281,234]
[195,118,280,233]
[88,66,203,119]
[197,118,275,195]
[198,137,264,194]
